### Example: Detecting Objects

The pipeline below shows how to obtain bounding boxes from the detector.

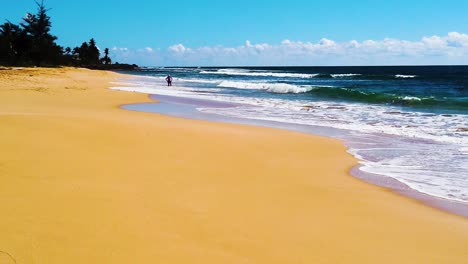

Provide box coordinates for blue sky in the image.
[2,0,468,66]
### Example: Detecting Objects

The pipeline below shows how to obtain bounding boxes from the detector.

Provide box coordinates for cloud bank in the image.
[111,32,468,66]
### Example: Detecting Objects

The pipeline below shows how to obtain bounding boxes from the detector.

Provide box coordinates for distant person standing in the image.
[165,75,173,86]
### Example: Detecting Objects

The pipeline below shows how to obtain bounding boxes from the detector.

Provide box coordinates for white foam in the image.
[217,81,315,93]
[401,96,422,101]
[395,74,417,78]
[358,160,468,203]
[131,75,220,84]
[178,78,220,84]
[459,147,468,155]
[201,69,318,78]
[331,73,361,78]
[198,94,468,146]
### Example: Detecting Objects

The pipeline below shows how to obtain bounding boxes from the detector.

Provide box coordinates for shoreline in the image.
[120,92,468,218]
[113,71,468,207]
[1,67,467,263]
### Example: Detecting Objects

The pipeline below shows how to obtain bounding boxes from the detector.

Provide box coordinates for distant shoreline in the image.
[85,63,139,70]
[0,63,139,71]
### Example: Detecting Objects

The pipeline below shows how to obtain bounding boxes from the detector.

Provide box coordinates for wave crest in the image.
[395,74,417,78]
[331,73,362,78]
[217,81,316,93]
[309,87,455,106]
[202,69,318,78]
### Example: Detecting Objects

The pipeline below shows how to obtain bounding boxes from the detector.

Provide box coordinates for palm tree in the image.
[88,38,100,64]
[103,48,111,64]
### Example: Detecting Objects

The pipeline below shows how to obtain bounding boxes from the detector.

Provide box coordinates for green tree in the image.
[78,41,89,64]
[0,21,21,64]
[64,46,71,55]
[101,48,111,64]
[0,21,34,65]
[20,0,62,66]
[75,39,101,65]
[88,38,100,65]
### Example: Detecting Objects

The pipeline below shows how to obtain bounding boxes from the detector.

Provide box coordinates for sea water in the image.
[111,66,468,206]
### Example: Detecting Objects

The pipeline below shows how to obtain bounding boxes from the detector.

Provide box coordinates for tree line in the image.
[0,1,114,67]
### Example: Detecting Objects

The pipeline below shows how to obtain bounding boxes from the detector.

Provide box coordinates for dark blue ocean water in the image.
[113,66,468,205]
[127,66,468,114]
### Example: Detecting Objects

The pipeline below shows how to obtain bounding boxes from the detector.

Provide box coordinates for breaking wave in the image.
[395,74,417,78]
[331,73,362,78]
[309,87,468,108]
[217,81,316,93]
[201,69,318,78]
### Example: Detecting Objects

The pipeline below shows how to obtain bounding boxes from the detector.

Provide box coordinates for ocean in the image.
[112,66,468,209]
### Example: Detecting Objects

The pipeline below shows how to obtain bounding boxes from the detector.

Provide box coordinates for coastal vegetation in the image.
[0,0,137,69]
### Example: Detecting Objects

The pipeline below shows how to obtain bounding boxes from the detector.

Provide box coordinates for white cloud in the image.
[169,44,190,53]
[135,47,154,53]
[110,46,153,65]
[319,38,336,47]
[110,32,468,66]
[112,47,128,52]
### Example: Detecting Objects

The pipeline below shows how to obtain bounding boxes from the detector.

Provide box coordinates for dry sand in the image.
[0,67,467,263]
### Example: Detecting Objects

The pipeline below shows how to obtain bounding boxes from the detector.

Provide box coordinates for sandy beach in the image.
[0,67,467,263]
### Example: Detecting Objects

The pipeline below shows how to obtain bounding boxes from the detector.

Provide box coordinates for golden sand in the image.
[0,67,467,263]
